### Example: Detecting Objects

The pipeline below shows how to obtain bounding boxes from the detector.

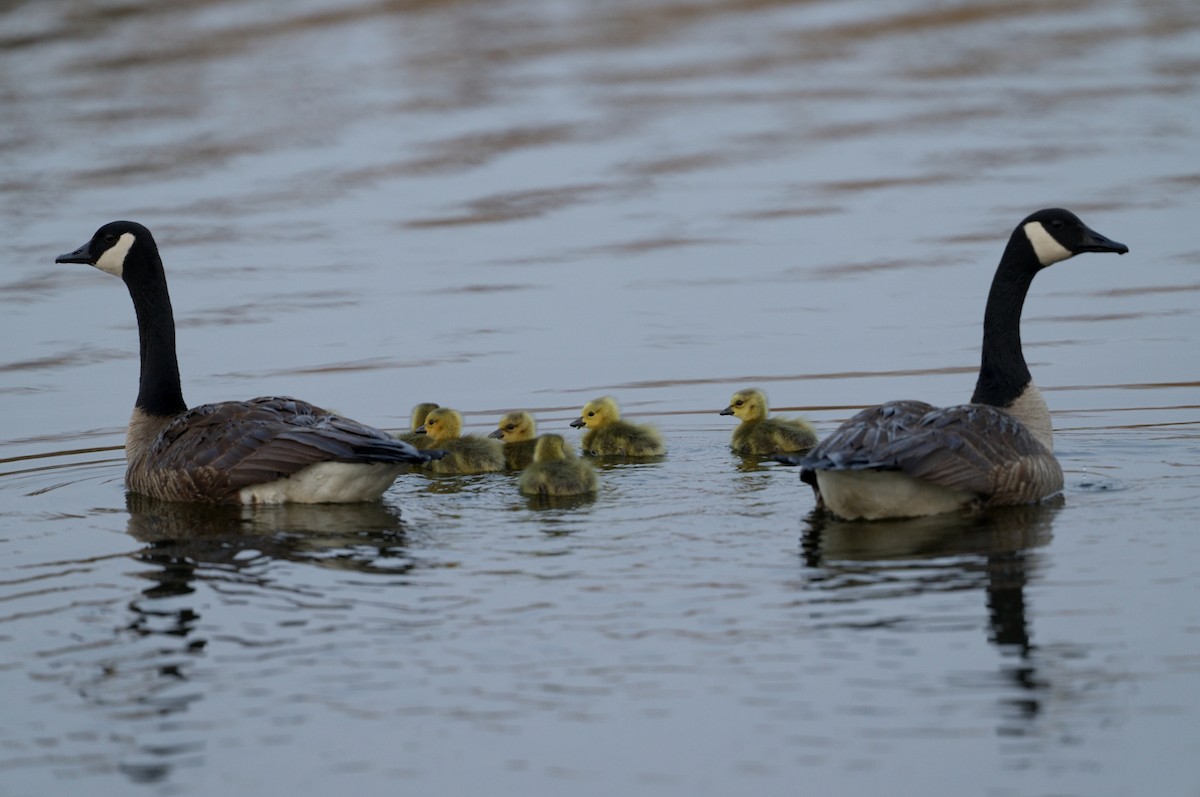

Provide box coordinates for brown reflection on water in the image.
[0,346,129,374]
[406,183,619,227]
[399,124,583,176]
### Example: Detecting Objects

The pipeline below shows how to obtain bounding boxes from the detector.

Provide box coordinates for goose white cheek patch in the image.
[1022,221,1072,266]
[93,232,135,277]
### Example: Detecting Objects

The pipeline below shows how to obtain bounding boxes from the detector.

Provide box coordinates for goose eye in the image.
[103,233,116,243]
[1049,219,1064,230]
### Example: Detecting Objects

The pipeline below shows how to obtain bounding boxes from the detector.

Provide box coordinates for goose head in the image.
[56,220,158,282]
[570,396,620,430]
[1019,208,1128,269]
[533,433,570,463]
[417,407,463,443]
[488,411,536,441]
[720,388,768,422]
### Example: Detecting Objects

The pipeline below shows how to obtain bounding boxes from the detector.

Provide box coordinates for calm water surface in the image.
[2,0,1199,795]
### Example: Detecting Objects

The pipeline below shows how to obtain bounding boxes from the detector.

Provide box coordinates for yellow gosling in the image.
[488,410,539,470]
[569,396,665,458]
[399,402,440,449]
[418,407,505,475]
[720,388,817,456]
[518,434,598,497]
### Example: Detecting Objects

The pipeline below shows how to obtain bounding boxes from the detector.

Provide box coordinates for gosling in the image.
[488,410,539,470]
[518,434,598,497]
[417,407,505,475]
[720,388,817,456]
[398,402,440,449]
[569,396,665,457]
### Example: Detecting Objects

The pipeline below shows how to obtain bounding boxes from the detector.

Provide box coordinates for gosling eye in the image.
[587,411,595,417]
[505,424,515,431]
[735,400,743,407]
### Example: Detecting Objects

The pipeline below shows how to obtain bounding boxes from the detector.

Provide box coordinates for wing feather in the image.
[148,396,434,496]
[799,400,1062,501]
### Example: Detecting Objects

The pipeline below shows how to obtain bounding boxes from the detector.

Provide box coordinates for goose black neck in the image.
[970,231,1039,408]
[126,250,187,417]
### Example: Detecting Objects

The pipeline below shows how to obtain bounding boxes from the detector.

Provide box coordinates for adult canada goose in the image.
[417,406,506,475]
[487,410,538,470]
[399,402,440,449]
[569,396,666,458]
[55,220,442,504]
[518,434,599,497]
[720,388,817,456]
[796,208,1128,520]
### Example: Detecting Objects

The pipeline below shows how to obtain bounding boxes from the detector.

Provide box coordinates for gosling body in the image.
[518,434,598,497]
[418,407,505,475]
[721,388,817,456]
[798,209,1128,520]
[488,410,539,470]
[55,221,439,505]
[570,396,665,458]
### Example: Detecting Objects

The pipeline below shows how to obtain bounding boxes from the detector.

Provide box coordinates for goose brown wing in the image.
[883,405,1063,500]
[152,397,434,493]
[802,401,1061,500]
[800,400,936,470]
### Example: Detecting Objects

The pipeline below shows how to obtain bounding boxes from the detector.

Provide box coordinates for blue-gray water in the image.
[2,0,1199,794]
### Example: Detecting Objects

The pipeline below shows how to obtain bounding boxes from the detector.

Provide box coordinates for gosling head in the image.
[1018,208,1128,269]
[533,433,571,463]
[720,388,768,422]
[56,220,159,283]
[570,396,620,430]
[409,402,440,433]
[417,407,463,443]
[488,411,536,442]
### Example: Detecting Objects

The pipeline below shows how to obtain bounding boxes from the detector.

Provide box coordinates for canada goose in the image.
[569,396,666,457]
[795,209,1127,520]
[417,406,505,475]
[487,410,538,470]
[518,434,598,497]
[720,388,817,456]
[54,221,441,504]
[398,402,440,449]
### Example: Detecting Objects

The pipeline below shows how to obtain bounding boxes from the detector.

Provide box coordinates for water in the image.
[2,0,1199,794]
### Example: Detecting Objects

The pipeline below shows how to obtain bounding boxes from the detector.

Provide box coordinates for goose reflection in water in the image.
[125,494,415,581]
[800,499,1061,731]
[97,498,420,784]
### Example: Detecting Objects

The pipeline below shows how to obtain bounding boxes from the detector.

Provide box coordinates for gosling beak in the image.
[55,240,96,265]
[719,406,734,416]
[413,425,427,434]
[1079,225,1129,255]
[569,417,585,429]
[487,428,504,439]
